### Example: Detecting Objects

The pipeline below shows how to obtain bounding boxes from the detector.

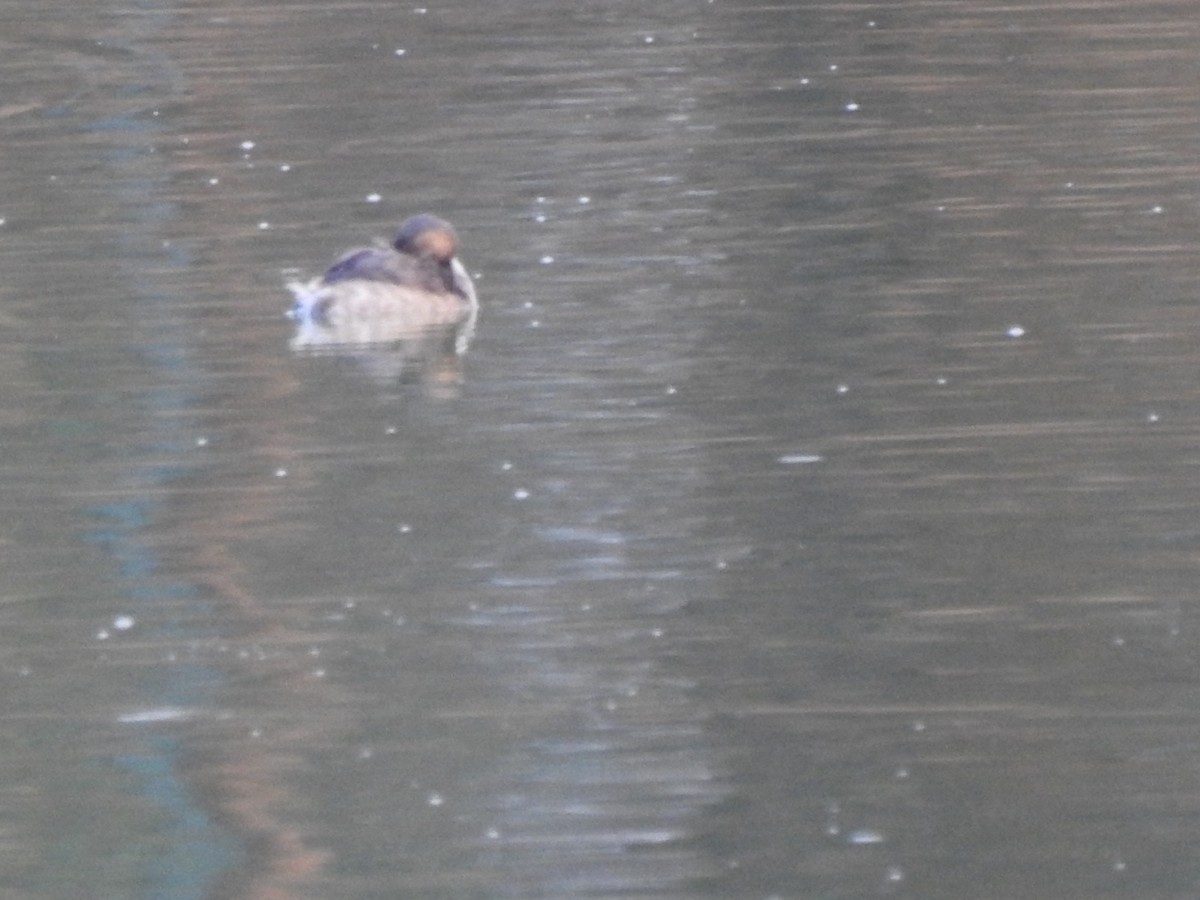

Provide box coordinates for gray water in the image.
[4,0,1200,897]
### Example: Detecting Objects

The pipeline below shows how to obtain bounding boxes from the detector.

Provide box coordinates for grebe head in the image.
[393,214,460,262]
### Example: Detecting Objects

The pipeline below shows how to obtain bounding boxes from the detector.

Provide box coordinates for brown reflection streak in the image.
[198,741,334,900]
[171,272,334,892]
[126,3,356,896]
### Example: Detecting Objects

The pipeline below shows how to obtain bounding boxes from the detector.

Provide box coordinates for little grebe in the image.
[288,214,477,332]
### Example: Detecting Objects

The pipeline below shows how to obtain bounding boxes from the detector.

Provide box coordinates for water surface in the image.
[4,0,1200,897]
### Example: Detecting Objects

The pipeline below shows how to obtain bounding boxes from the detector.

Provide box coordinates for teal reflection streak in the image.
[65,1,244,893]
